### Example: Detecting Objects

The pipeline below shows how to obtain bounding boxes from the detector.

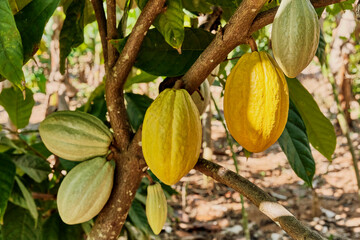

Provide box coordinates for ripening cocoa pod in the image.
[224,51,289,153]
[142,88,202,185]
[146,182,167,235]
[57,157,115,224]
[39,111,113,161]
[271,0,320,78]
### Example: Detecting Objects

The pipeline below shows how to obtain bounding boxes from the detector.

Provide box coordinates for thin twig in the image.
[90,0,108,63]
[106,0,119,68]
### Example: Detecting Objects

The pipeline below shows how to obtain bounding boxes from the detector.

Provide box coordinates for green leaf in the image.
[2,203,38,240]
[12,154,51,183]
[278,100,315,186]
[125,93,153,131]
[14,0,60,63]
[14,176,38,225]
[287,77,336,161]
[153,0,184,49]
[41,212,83,240]
[0,87,35,129]
[0,154,16,223]
[59,0,86,74]
[30,142,53,159]
[8,0,32,14]
[0,0,24,89]
[78,83,107,122]
[128,199,152,234]
[124,71,158,89]
[315,30,325,66]
[112,28,214,76]
[182,0,212,13]
[9,182,28,209]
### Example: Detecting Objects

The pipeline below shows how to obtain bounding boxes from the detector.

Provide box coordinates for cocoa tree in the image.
[0,0,356,239]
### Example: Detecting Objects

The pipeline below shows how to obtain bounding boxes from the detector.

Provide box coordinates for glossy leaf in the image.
[14,0,60,63]
[287,77,336,161]
[14,176,38,224]
[278,100,315,186]
[0,154,16,223]
[0,0,24,89]
[41,212,83,240]
[124,71,158,89]
[59,0,85,74]
[153,0,184,49]
[12,154,51,183]
[315,30,325,66]
[125,93,153,131]
[112,28,214,76]
[128,199,152,234]
[2,204,38,240]
[0,87,35,129]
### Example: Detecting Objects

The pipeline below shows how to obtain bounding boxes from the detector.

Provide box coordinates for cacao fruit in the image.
[271,0,320,78]
[224,51,289,153]
[146,182,167,235]
[142,88,202,185]
[191,80,210,115]
[57,157,115,224]
[39,111,113,161]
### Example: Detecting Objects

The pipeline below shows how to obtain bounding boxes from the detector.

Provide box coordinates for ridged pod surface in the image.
[272,0,320,78]
[146,182,167,235]
[191,80,210,115]
[39,111,113,161]
[57,157,115,224]
[224,51,289,153]
[142,88,202,185]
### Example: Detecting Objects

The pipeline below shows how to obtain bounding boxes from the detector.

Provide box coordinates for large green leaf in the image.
[0,87,35,129]
[2,203,38,240]
[0,0,24,89]
[182,0,212,13]
[112,28,214,76]
[0,154,16,223]
[315,30,325,66]
[9,182,28,209]
[128,199,152,234]
[278,100,315,186]
[124,71,158,89]
[287,78,336,161]
[125,93,153,131]
[14,176,38,225]
[12,154,51,183]
[41,212,83,240]
[59,0,85,74]
[8,0,32,14]
[14,0,60,63]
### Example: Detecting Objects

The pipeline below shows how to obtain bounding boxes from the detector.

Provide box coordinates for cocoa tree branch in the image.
[90,0,108,63]
[106,0,166,151]
[182,0,268,94]
[106,0,118,68]
[249,0,349,34]
[194,158,326,240]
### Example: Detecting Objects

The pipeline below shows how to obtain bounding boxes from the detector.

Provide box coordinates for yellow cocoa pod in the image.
[142,88,202,185]
[39,111,113,161]
[57,157,115,224]
[224,51,289,153]
[146,182,167,235]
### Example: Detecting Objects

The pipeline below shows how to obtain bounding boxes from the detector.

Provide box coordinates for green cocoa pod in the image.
[57,157,115,224]
[146,182,167,235]
[271,0,320,78]
[39,111,113,161]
